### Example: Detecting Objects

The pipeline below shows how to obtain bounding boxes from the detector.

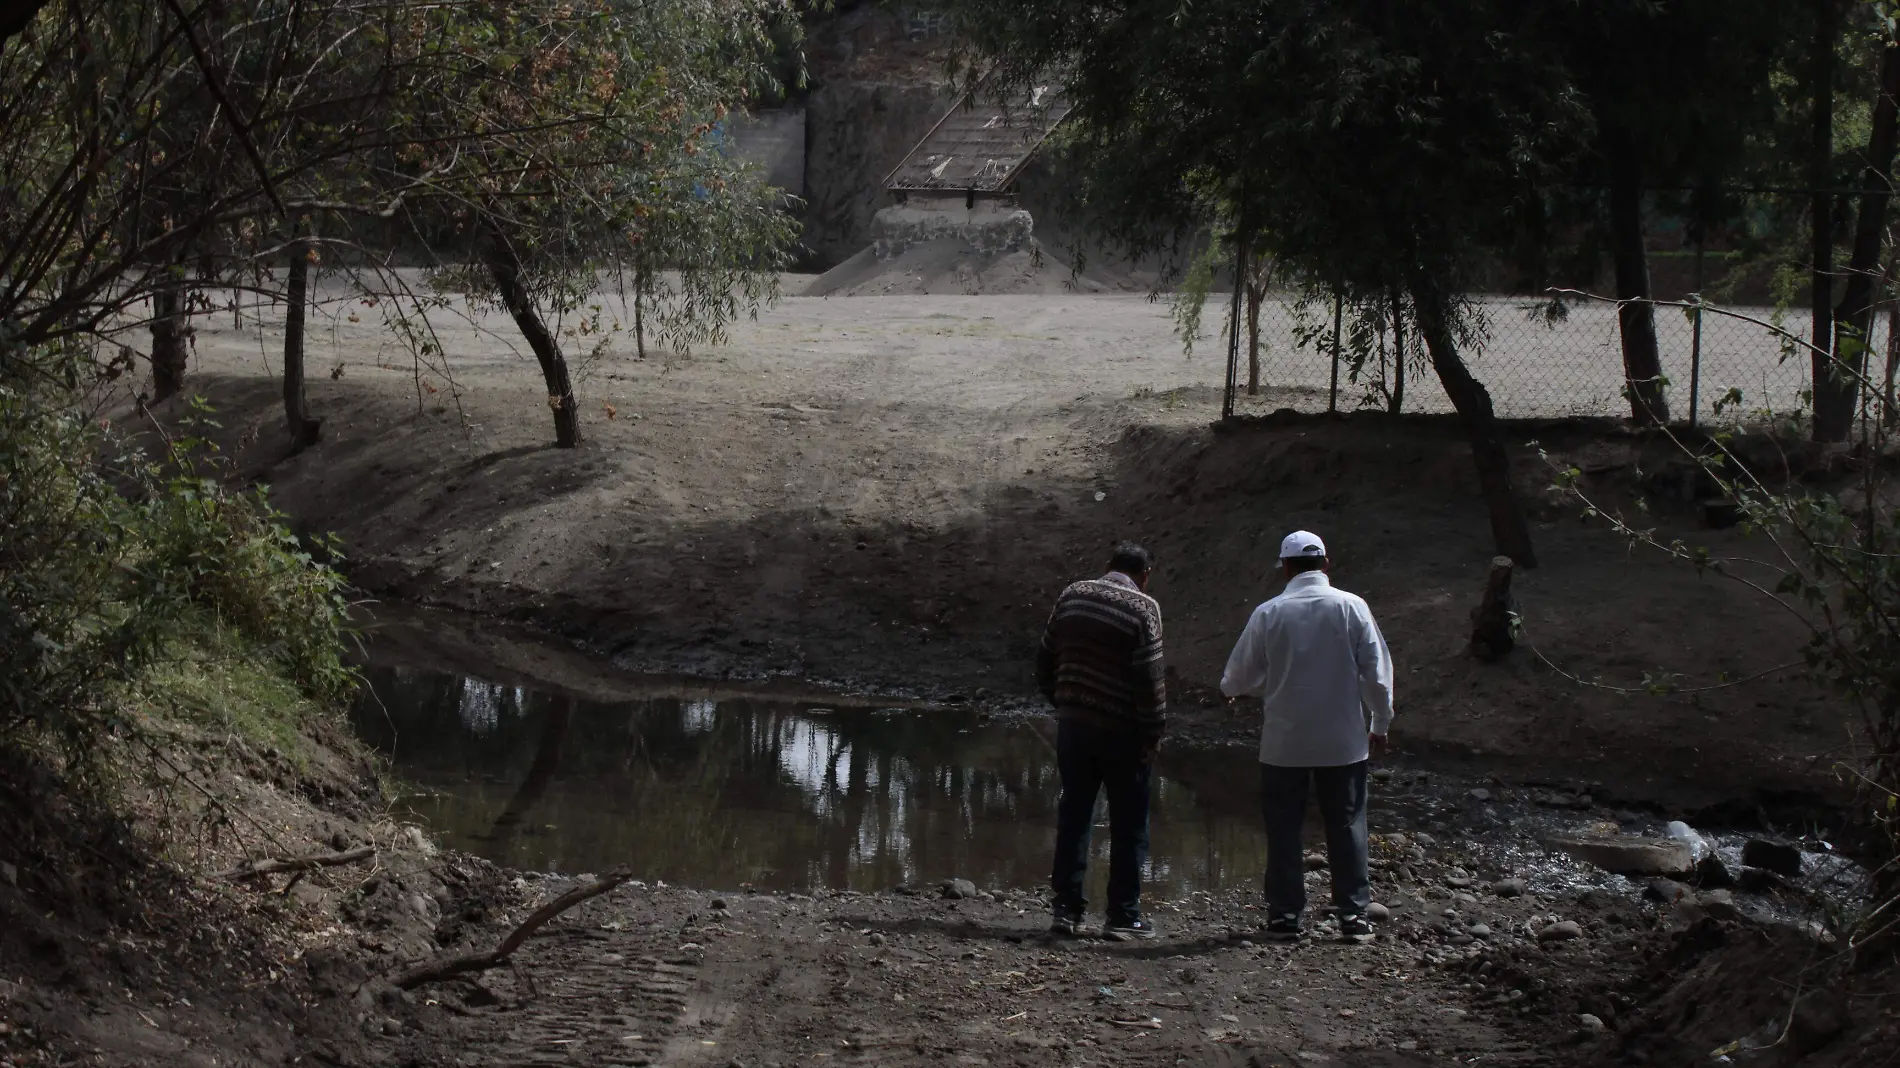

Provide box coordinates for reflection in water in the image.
[351,665,1272,895]
[485,694,571,845]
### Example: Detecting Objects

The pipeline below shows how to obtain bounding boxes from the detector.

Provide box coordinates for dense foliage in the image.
[0,347,353,773]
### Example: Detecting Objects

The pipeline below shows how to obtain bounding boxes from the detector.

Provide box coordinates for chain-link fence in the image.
[1224,291,1843,424]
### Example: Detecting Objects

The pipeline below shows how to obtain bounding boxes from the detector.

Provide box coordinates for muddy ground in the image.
[4,727,1886,1068]
[147,280,1844,818]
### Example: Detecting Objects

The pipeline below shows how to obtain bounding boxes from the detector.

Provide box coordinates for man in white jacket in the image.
[1220,530,1394,943]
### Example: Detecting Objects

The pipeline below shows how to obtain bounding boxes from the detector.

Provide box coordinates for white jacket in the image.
[1219,572,1395,767]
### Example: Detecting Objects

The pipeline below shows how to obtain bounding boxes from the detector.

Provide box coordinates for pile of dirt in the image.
[804,237,1137,296]
[1557,920,1897,1066]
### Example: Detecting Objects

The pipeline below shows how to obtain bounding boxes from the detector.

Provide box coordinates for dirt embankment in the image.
[0,713,521,1067]
[159,283,1841,819]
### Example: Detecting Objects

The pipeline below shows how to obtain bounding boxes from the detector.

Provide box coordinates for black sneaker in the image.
[1050,909,1089,937]
[1262,913,1303,942]
[1338,913,1375,943]
[1104,917,1159,941]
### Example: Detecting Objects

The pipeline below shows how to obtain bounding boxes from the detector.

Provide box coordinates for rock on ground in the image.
[1547,835,1693,876]
[1741,838,1803,878]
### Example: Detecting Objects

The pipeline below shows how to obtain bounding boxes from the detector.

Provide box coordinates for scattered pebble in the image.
[1538,920,1584,943]
[1579,1013,1607,1034]
[1644,879,1692,904]
[1696,889,1745,923]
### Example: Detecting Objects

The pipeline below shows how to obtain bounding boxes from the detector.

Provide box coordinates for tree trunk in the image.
[484,231,581,448]
[1245,279,1262,396]
[1409,280,1538,567]
[1607,130,1668,425]
[149,271,188,402]
[282,241,323,452]
[1821,40,1900,443]
[1468,556,1517,661]
[1388,288,1407,416]
[1884,296,1899,427]
[1812,0,1839,439]
[633,263,647,360]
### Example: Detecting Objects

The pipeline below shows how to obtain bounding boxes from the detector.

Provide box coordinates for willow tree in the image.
[952,0,1587,566]
[620,134,799,361]
[364,0,801,448]
[1535,0,1799,427]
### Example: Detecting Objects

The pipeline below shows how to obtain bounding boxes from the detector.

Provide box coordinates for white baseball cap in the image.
[1279,530,1326,559]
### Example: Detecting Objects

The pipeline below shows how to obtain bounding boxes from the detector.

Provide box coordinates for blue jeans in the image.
[1260,761,1370,920]
[1050,719,1152,923]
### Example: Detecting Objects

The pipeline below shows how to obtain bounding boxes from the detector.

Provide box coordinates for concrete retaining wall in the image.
[871,202,1035,258]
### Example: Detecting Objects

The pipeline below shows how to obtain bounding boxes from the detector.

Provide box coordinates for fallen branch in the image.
[219,845,375,880]
[388,868,633,990]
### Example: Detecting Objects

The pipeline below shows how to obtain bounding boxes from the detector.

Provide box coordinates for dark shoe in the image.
[1262,913,1303,942]
[1338,913,1375,943]
[1104,917,1159,941]
[1050,909,1090,937]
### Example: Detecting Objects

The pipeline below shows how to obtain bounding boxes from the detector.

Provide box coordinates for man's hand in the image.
[1139,735,1161,765]
[1368,733,1388,761]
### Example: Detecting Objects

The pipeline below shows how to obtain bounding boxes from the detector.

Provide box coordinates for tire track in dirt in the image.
[457,936,701,1067]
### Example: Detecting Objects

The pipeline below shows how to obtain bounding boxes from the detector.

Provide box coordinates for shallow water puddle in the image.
[349,660,1865,920]
[351,663,1298,894]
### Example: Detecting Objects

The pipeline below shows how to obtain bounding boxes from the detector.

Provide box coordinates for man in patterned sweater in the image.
[1037,542,1167,940]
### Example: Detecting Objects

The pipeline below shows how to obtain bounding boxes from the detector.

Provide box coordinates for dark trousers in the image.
[1050,719,1153,923]
[1260,760,1370,920]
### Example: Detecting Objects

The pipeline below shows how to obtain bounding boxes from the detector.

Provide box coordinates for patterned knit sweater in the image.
[1036,572,1167,739]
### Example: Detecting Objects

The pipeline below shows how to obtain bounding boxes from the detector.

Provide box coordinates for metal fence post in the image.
[1689,231,1705,429]
[1328,291,1342,413]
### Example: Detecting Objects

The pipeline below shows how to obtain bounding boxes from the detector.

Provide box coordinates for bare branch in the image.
[387,868,633,989]
[159,0,285,215]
